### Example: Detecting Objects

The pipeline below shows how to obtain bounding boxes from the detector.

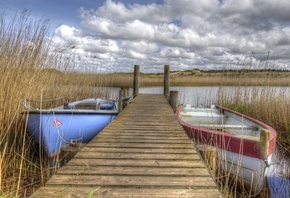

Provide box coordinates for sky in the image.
[1,0,290,73]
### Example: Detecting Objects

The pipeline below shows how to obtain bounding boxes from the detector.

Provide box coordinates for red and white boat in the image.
[176,104,277,194]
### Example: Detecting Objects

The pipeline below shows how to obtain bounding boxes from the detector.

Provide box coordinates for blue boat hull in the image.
[26,112,116,157]
[24,98,118,158]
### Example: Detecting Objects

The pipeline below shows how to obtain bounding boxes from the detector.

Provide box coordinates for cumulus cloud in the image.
[52,0,290,73]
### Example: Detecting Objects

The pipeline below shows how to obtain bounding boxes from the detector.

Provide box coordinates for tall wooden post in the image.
[260,129,270,159]
[118,87,130,112]
[118,89,124,112]
[169,91,178,112]
[133,65,140,98]
[164,65,170,100]
[122,87,129,98]
[196,145,216,172]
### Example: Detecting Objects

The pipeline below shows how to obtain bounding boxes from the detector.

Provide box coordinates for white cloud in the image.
[160,47,195,59]
[52,0,290,73]
[122,41,159,54]
[127,50,147,59]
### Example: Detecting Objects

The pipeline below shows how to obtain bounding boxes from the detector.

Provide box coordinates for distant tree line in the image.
[178,68,290,73]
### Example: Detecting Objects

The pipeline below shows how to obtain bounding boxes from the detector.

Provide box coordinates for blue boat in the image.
[23,98,118,158]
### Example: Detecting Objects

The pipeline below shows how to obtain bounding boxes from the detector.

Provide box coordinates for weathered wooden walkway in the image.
[31,94,222,198]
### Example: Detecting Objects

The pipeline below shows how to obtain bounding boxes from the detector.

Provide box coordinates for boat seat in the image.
[75,103,97,110]
[197,124,258,130]
[74,102,115,110]
[180,112,229,118]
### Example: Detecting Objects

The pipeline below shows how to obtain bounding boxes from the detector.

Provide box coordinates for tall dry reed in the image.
[0,11,114,196]
[215,72,290,197]
[217,84,290,154]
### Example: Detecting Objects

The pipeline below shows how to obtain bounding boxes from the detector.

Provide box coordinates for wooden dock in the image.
[31,94,222,198]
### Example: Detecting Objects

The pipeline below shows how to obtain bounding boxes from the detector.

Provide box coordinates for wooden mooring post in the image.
[132,64,178,111]
[60,143,86,166]
[118,87,130,112]
[196,144,217,172]
[169,91,178,112]
[133,65,140,98]
[164,65,170,100]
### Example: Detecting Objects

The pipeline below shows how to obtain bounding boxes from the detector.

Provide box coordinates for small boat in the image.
[176,104,277,194]
[23,98,118,158]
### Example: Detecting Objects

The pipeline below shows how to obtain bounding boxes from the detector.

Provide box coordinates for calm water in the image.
[139,86,219,106]
[108,86,290,107]
[108,86,220,106]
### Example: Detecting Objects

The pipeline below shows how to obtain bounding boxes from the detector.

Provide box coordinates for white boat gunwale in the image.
[23,109,119,114]
[23,97,118,114]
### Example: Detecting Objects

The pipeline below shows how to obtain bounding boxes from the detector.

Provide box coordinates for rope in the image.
[51,110,82,145]
[24,97,68,109]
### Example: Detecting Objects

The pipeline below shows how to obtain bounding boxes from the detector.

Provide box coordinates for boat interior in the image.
[180,106,261,138]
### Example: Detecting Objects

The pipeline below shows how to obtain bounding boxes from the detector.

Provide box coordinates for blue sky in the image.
[0,0,163,32]
[1,0,105,31]
[1,0,290,73]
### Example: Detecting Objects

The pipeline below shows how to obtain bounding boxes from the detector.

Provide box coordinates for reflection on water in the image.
[108,86,220,106]
[267,148,290,197]
[109,86,290,107]
[129,86,220,106]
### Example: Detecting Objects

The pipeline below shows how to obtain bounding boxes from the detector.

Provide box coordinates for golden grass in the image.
[213,81,290,195]
[218,86,290,153]
[0,12,114,196]
[97,70,290,87]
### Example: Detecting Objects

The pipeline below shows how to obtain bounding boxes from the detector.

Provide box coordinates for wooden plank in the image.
[197,124,258,130]
[99,129,187,133]
[105,126,183,130]
[30,187,223,198]
[57,166,210,176]
[96,133,188,139]
[100,129,187,134]
[74,152,200,160]
[81,142,194,148]
[95,134,189,140]
[45,175,217,187]
[112,120,179,124]
[113,116,177,121]
[90,138,192,144]
[80,147,197,154]
[110,123,180,127]
[67,159,205,168]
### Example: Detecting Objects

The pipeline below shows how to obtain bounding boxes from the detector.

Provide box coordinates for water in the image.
[139,86,219,106]
[109,86,220,106]
[267,148,290,197]
[110,86,290,106]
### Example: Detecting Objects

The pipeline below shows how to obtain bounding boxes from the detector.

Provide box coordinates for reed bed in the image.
[0,12,114,197]
[169,70,290,87]
[103,70,290,87]
[213,76,290,197]
[218,81,290,155]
